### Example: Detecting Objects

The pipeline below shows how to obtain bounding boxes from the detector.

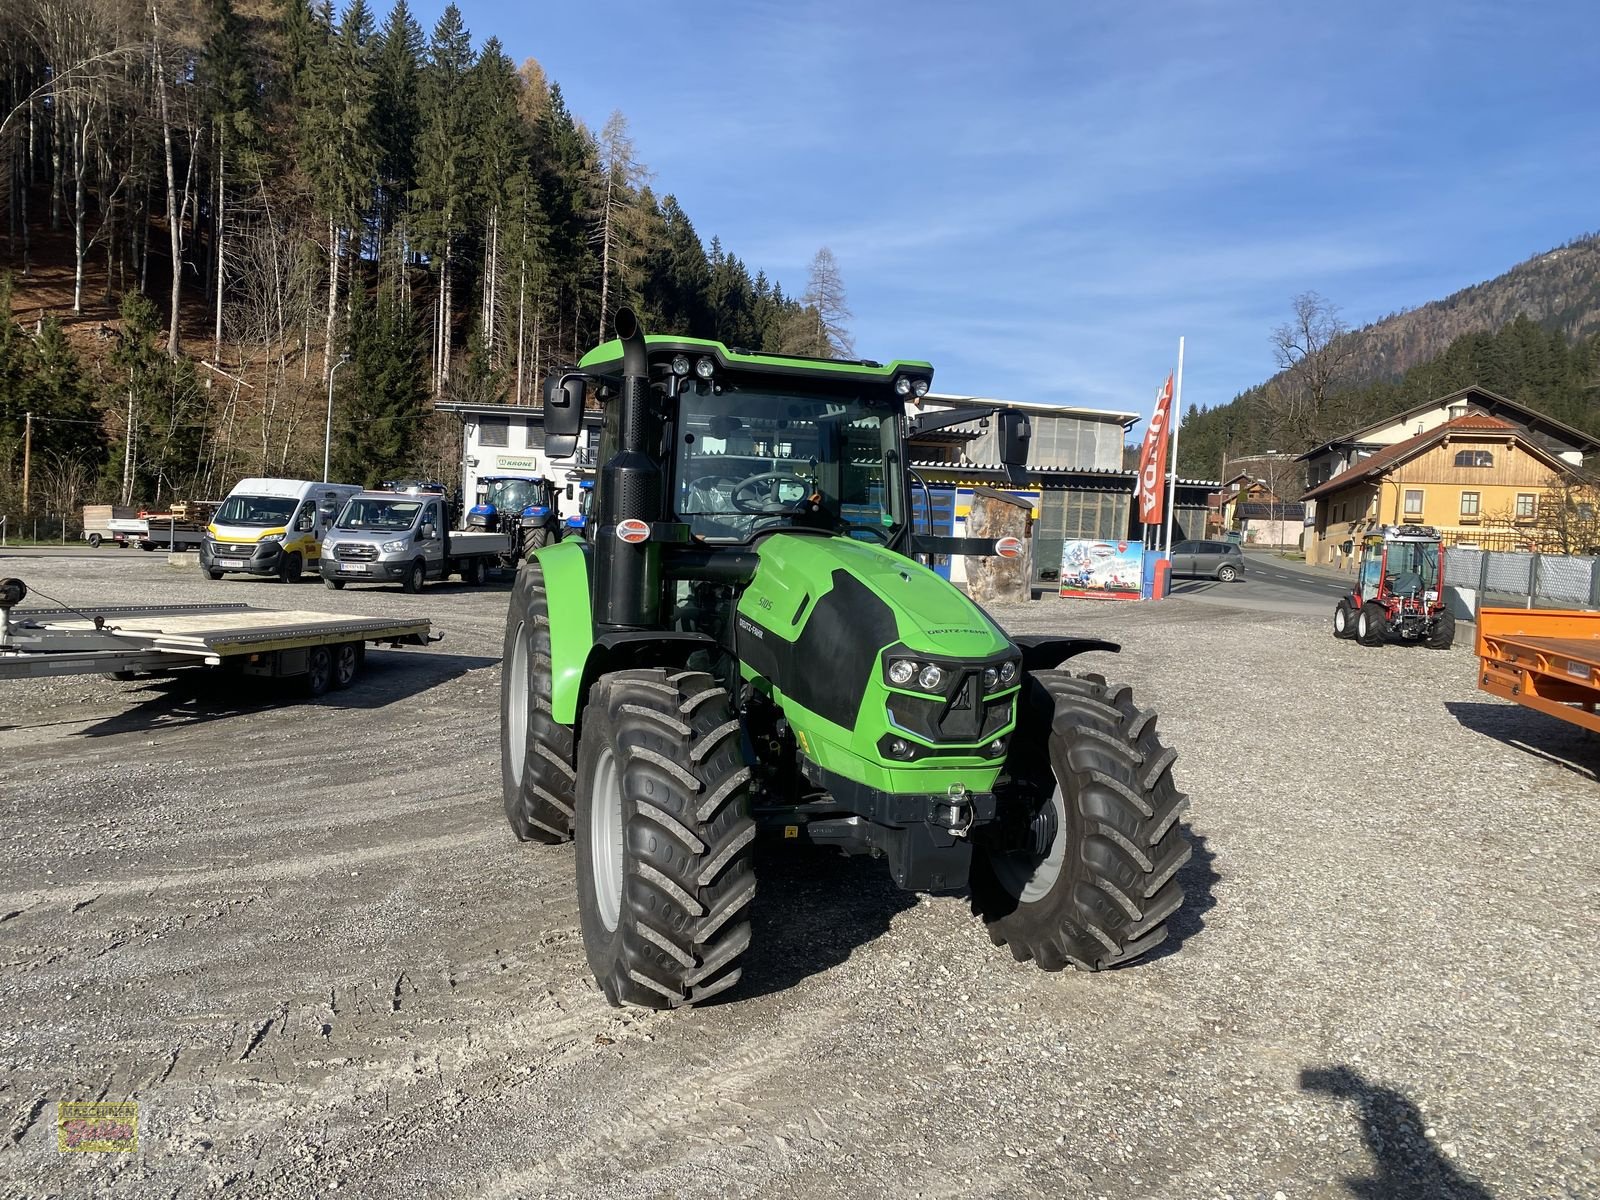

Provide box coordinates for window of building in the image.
[1453,449,1493,468]
[1460,491,1480,519]
[478,415,510,448]
[1404,489,1423,516]
[1515,493,1537,521]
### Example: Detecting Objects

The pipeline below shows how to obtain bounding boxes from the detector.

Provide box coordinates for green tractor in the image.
[500,310,1190,1008]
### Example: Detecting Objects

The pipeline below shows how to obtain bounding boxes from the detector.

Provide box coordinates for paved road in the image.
[1167,550,1348,617]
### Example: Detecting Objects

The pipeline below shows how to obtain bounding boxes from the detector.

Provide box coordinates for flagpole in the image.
[1162,336,1186,554]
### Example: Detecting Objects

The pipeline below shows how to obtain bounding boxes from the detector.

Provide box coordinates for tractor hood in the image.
[736,533,1013,669]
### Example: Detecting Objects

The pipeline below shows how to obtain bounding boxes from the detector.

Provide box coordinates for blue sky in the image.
[415,0,1598,432]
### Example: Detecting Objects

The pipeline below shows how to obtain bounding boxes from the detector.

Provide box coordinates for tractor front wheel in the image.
[1332,600,1357,639]
[522,524,549,560]
[574,668,755,1009]
[1357,602,1387,646]
[1426,609,1457,650]
[500,560,577,843]
[972,670,1191,971]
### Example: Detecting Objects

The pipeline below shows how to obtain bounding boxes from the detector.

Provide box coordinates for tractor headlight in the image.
[671,354,691,376]
[982,666,999,691]
[917,664,945,690]
[912,379,929,398]
[1000,660,1019,685]
[694,356,715,380]
[382,539,410,553]
[894,376,913,397]
[888,659,918,686]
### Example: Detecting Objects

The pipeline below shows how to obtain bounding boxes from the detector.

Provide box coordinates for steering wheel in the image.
[730,472,813,514]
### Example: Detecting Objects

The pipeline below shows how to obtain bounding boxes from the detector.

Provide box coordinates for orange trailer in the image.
[1477,607,1600,734]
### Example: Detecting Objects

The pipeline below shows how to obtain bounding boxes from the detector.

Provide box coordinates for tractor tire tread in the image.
[500,561,577,843]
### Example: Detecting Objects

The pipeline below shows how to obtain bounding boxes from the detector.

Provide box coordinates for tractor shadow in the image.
[1445,699,1600,781]
[72,650,497,737]
[1122,824,1218,966]
[1300,1064,1495,1199]
[736,847,917,1001]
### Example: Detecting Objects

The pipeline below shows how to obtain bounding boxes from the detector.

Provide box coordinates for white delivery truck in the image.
[319,488,511,592]
[200,479,363,583]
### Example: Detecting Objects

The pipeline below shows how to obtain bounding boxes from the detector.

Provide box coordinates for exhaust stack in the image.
[594,308,662,630]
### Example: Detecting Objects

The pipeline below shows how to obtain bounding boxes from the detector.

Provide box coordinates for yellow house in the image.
[1301,413,1582,560]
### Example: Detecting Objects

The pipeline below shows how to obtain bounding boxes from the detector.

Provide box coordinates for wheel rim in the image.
[335,644,358,684]
[412,564,424,589]
[1358,611,1369,638]
[991,785,1068,904]
[590,747,624,932]
[309,650,330,693]
[507,621,528,786]
[1334,607,1346,632]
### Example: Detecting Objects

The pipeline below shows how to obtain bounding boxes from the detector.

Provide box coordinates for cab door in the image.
[1170,540,1199,577]
[418,500,445,575]
[290,500,319,561]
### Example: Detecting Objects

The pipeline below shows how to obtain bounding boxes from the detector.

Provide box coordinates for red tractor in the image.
[1332,524,1455,649]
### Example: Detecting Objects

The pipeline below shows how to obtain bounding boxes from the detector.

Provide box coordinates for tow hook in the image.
[934,783,975,838]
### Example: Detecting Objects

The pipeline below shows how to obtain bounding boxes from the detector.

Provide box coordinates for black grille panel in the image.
[214,543,256,558]
[888,680,1013,745]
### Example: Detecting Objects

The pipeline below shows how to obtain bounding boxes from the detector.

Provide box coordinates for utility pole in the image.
[21,411,31,512]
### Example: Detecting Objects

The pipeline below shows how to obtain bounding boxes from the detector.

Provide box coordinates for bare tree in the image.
[802,246,853,357]
[591,110,648,339]
[1264,292,1365,451]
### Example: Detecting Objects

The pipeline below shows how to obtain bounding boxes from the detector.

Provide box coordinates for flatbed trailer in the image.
[0,578,435,695]
[1477,606,1600,733]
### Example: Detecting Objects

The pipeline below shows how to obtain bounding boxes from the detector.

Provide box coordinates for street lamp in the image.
[324,352,351,483]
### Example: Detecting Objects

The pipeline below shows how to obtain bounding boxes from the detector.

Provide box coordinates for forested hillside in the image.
[0,0,851,513]
[1179,236,1600,478]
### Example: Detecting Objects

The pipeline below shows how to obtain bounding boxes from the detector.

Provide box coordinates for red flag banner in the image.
[1137,374,1174,527]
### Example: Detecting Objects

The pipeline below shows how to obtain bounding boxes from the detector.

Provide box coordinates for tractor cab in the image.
[1335,524,1454,648]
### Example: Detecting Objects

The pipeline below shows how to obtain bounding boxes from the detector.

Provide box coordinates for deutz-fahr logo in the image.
[736,615,764,640]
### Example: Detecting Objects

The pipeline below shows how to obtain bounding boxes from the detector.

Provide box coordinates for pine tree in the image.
[333,277,427,483]
[371,0,424,293]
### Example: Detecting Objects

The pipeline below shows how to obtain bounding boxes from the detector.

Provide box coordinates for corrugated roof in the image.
[1301,413,1546,501]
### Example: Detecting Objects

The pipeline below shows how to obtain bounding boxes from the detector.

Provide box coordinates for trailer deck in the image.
[0,579,434,689]
[1477,606,1600,733]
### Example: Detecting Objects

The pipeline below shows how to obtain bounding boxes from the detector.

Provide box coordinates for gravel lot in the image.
[1,550,1596,1200]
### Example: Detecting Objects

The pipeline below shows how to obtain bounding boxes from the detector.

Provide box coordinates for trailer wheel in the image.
[401,559,426,593]
[500,560,577,843]
[972,670,1190,971]
[575,669,755,1009]
[1426,609,1456,650]
[464,556,487,586]
[1357,602,1386,646]
[139,541,154,552]
[305,645,333,697]
[331,642,360,689]
[323,576,344,590]
[1332,600,1357,639]
[88,533,102,548]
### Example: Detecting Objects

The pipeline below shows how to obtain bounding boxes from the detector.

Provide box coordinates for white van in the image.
[201,478,363,582]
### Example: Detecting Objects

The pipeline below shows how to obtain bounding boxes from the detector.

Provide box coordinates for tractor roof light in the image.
[694,356,716,380]
[670,354,691,377]
[911,379,930,398]
[894,376,913,397]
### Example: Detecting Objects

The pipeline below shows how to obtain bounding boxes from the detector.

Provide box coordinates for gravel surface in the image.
[1,551,1596,1199]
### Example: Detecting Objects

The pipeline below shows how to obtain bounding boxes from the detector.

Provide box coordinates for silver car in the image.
[1170,539,1245,582]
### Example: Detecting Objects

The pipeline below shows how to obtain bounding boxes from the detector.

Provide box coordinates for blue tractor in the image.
[561,478,594,540]
[467,475,564,563]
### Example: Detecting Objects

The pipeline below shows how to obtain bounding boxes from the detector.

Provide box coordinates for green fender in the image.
[531,539,594,725]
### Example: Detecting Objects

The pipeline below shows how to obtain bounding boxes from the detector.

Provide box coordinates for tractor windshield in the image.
[1385,540,1441,595]
[673,386,903,543]
[484,479,534,511]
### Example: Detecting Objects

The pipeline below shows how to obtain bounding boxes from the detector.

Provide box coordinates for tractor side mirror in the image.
[543,373,586,458]
[999,410,1031,470]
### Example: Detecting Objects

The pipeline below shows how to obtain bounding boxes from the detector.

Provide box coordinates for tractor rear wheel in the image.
[1426,609,1457,650]
[972,670,1190,971]
[1357,602,1387,646]
[1332,600,1357,639]
[574,668,755,1009]
[500,560,577,843]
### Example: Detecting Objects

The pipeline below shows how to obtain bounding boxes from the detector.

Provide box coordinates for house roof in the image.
[1300,413,1570,501]
[1295,384,1600,460]
[1237,501,1305,521]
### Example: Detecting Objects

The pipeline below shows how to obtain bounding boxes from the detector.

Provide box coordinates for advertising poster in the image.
[1059,539,1145,600]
